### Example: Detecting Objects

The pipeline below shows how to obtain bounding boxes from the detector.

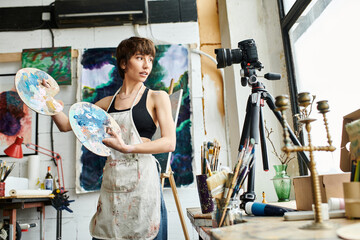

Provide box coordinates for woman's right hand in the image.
[102,127,135,153]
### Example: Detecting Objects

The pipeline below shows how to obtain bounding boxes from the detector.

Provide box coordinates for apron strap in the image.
[106,87,122,112]
[130,84,144,110]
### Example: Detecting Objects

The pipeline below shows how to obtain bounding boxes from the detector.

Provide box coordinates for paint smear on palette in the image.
[69,102,120,157]
[15,68,63,115]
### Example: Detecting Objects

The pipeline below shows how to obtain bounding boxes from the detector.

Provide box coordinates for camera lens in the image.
[215,48,242,69]
[230,49,242,65]
[215,48,229,68]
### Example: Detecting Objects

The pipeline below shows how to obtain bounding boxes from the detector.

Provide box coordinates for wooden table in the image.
[0,196,52,240]
[187,207,360,240]
[186,207,213,240]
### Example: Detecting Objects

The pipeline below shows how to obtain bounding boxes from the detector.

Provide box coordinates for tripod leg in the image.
[250,94,261,145]
[264,93,310,168]
[259,107,269,171]
[239,96,252,151]
[239,94,262,207]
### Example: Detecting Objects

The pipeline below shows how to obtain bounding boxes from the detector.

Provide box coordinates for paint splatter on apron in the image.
[90,85,161,239]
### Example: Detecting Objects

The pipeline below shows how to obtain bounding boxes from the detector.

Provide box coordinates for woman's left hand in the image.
[102,127,134,153]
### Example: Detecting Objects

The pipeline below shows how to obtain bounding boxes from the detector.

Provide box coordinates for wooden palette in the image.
[69,102,121,157]
[15,68,63,115]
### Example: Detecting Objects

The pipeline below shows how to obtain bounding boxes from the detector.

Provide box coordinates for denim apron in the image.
[90,85,161,239]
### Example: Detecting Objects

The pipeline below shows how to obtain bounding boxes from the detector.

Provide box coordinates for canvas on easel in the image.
[152,89,183,174]
[152,85,189,240]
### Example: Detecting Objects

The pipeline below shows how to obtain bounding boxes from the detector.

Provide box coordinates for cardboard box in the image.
[293,173,350,210]
[340,109,360,172]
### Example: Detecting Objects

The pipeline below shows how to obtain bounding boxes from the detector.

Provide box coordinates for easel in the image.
[160,79,190,240]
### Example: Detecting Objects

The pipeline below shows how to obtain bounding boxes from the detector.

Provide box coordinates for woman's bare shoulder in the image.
[148,89,169,99]
[95,96,114,110]
[148,89,171,111]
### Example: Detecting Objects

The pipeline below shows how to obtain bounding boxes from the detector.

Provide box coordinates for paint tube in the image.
[244,202,295,216]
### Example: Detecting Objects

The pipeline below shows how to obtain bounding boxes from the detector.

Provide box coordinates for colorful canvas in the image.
[150,45,193,187]
[0,75,37,156]
[76,48,120,192]
[15,68,63,115]
[76,45,193,193]
[69,102,120,157]
[22,46,72,85]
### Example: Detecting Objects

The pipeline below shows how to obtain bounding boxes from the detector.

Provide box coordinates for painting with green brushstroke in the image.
[21,46,72,85]
[75,45,193,193]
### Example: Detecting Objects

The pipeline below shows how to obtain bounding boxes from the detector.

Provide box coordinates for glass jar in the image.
[226,198,244,225]
[212,198,244,227]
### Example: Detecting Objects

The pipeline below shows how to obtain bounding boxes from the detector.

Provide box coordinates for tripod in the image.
[238,77,310,208]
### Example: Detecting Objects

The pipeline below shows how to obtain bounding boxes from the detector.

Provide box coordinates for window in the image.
[283,0,297,14]
[279,0,360,174]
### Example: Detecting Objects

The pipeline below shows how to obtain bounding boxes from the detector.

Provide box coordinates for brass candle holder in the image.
[275,92,335,230]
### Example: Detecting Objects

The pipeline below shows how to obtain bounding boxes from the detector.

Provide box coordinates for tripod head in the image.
[214,38,281,86]
[241,69,282,87]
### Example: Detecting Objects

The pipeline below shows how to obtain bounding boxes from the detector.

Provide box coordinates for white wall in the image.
[0,0,293,239]
[218,0,297,203]
[0,17,202,239]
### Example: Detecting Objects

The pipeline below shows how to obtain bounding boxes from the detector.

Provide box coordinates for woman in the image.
[49,37,175,239]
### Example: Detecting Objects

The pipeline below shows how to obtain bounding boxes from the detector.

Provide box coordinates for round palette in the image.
[15,68,63,115]
[69,102,121,157]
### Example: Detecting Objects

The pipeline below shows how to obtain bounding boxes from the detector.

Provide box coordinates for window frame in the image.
[277,0,313,175]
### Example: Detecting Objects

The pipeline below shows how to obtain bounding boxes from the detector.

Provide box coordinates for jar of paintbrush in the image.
[212,197,244,227]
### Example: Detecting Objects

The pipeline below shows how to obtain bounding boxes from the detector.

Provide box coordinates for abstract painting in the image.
[76,44,193,193]
[22,46,72,85]
[0,75,37,156]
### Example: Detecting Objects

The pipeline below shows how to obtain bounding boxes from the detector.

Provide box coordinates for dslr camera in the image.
[215,39,262,69]
[215,39,274,86]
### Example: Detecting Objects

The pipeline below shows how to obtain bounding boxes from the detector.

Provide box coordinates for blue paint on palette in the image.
[15,68,63,115]
[69,102,120,157]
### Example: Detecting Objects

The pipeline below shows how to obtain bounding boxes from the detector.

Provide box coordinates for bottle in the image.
[45,166,53,191]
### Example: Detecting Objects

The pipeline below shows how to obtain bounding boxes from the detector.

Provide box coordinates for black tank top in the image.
[108,88,157,139]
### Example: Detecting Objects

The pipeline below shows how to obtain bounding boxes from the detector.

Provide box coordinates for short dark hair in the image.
[116,37,156,78]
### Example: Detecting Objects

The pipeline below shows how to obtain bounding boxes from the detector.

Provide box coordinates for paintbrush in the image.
[0,165,7,182]
[219,138,255,227]
[211,142,218,171]
[231,150,255,198]
[202,142,207,175]
[2,163,15,182]
[201,145,204,175]
[206,159,212,176]
[0,165,4,182]
[206,170,228,199]
[214,143,221,171]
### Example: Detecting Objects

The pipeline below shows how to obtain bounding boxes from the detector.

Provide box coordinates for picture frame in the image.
[0,74,38,157]
[75,44,193,193]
